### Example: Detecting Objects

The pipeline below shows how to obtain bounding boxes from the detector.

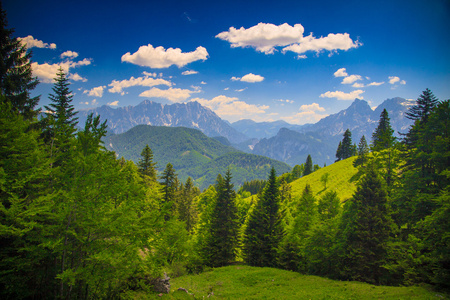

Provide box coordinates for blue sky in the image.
[4,0,450,124]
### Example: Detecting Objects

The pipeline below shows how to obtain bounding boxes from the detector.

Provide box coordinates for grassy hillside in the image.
[154,265,442,299]
[290,156,359,202]
[104,125,291,189]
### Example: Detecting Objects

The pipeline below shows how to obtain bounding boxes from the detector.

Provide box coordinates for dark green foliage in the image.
[406,88,439,123]
[354,135,369,167]
[372,109,395,151]
[138,144,157,181]
[243,167,284,267]
[335,141,343,162]
[203,170,239,267]
[238,179,266,195]
[341,129,355,159]
[177,177,200,232]
[337,165,394,284]
[160,163,178,219]
[303,154,313,176]
[0,5,39,119]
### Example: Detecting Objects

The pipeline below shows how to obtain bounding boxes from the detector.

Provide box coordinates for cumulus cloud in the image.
[299,102,325,112]
[191,95,269,122]
[320,89,365,100]
[388,76,400,84]
[282,33,360,57]
[231,73,264,83]
[341,74,362,84]
[84,86,105,97]
[281,103,327,124]
[108,101,119,106]
[216,22,304,54]
[200,81,207,85]
[19,35,56,49]
[121,44,209,68]
[68,73,87,82]
[108,75,172,94]
[334,68,348,77]
[276,99,294,104]
[182,70,198,75]
[61,50,79,59]
[139,87,198,102]
[31,58,92,83]
[367,81,384,86]
[352,82,365,88]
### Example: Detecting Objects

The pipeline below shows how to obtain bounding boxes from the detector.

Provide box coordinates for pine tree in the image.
[160,163,177,219]
[303,154,313,176]
[335,141,343,162]
[406,88,439,123]
[137,144,157,181]
[0,4,40,119]
[337,165,394,284]
[341,129,354,159]
[44,67,78,130]
[372,109,395,151]
[354,135,369,167]
[204,170,239,267]
[242,167,284,267]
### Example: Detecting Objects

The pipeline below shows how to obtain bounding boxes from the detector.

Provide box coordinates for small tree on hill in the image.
[354,135,369,167]
[372,109,395,151]
[137,144,157,181]
[160,163,178,219]
[303,154,313,176]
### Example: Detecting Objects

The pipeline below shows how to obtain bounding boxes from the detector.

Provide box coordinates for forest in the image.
[1,5,449,299]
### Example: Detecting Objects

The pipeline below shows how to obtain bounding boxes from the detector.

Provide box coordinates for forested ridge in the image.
[1,5,449,299]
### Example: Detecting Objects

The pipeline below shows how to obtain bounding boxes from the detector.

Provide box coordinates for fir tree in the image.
[0,4,40,119]
[372,109,395,151]
[337,165,394,284]
[406,88,439,123]
[335,141,343,162]
[204,170,239,267]
[137,144,157,181]
[354,135,369,167]
[242,167,284,267]
[303,154,313,176]
[341,129,354,159]
[160,163,177,219]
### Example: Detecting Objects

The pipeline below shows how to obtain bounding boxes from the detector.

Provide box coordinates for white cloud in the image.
[342,74,362,84]
[121,44,209,68]
[224,87,229,91]
[276,99,294,104]
[108,75,172,94]
[400,80,406,85]
[216,22,304,54]
[139,87,198,102]
[19,35,56,49]
[61,50,79,59]
[231,73,264,83]
[191,95,269,122]
[31,59,91,83]
[80,101,89,105]
[282,33,361,57]
[108,101,119,106]
[91,99,97,105]
[352,82,365,88]
[84,86,105,97]
[68,73,87,82]
[200,81,207,85]
[334,68,348,77]
[182,70,198,75]
[142,71,159,77]
[235,88,247,92]
[389,76,400,84]
[299,102,325,112]
[282,111,328,125]
[367,81,384,86]
[320,89,365,100]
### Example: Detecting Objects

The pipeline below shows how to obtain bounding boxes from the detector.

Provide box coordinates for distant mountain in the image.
[231,119,304,139]
[104,125,291,189]
[78,100,248,143]
[252,97,414,167]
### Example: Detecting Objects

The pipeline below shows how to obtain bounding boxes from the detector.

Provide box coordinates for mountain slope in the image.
[104,125,290,189]
[231,119,304,139]
[78,100,248,143]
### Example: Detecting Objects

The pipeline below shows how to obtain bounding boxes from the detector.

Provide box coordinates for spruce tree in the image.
[335,141,343,162]
[204,170,239,267]
[160,163,177,219]
[303,154,313,176]
[338,165,393,284]
[372,109,395,151]
[406,88,439,123]
[0,4,40,119]
[137,144,157,181]
[242,167,284,267]
[354,135,369,167]
[341,129,354,159]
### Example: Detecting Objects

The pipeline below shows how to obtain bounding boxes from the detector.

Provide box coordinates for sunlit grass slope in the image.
[290,156,359,202]
[160,265,442,299]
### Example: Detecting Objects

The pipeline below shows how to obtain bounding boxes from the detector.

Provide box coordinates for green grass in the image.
[290,157,360,202]
[148,265,444,299]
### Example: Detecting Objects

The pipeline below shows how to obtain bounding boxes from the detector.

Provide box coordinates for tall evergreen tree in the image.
[204,170,239,267]
[160,163,177,219]
[354,135,369,167]
[335,141,343,162]
[0,4,40,119]
[303,154,313,176]
[137,144,157,181]
[242,167,284,267]
[372,109,395,151]
[337,165,394,284]
[44,67,78,130]
[341,129,354,159]
[406,88,439,123]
